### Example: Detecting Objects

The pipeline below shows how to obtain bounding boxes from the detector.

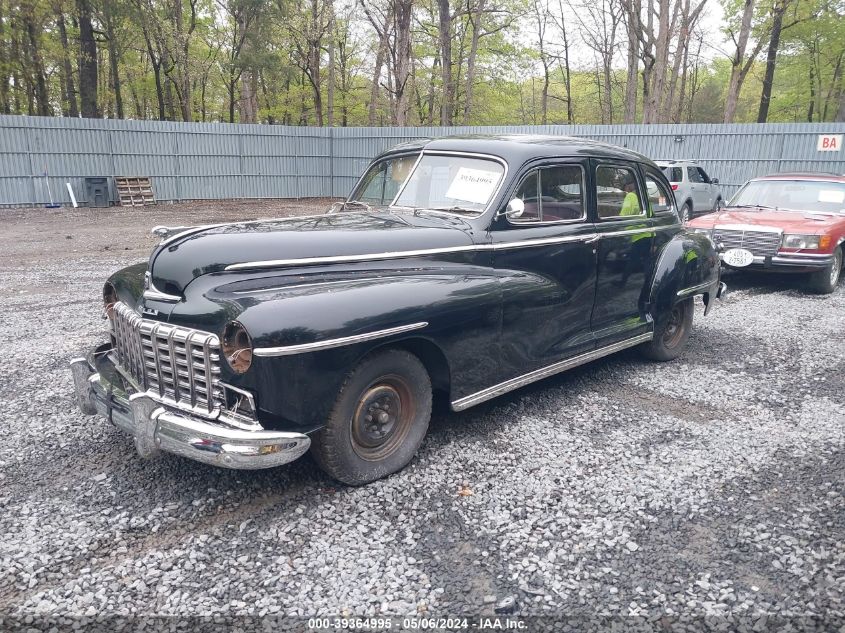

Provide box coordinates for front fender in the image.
[176,265,501,431]
[648,232,721,317]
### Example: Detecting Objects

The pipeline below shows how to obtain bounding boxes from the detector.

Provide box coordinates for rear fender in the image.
[648,232,721,318]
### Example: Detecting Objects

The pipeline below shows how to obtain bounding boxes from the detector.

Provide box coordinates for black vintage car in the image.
[71,135,725,485]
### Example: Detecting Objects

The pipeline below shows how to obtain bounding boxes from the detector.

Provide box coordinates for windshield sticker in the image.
[445,167,500,205]
[818,190,845,204]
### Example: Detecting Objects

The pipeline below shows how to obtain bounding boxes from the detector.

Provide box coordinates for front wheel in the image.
[310,349,432,485]
[640,298,694,361]
[807,247,842,294]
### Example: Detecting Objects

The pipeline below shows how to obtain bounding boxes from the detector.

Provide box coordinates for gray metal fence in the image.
[1,114,843,207]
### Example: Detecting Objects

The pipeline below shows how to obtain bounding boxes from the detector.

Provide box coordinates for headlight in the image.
[690,227,713,238]
[222,321,253,374]
[781,234,821,249]
[103,282,117,319]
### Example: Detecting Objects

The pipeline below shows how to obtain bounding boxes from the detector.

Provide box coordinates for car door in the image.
[591,160,674,342]
[492,160,598,375]
[686,166,707,211]
[697,166,715,209]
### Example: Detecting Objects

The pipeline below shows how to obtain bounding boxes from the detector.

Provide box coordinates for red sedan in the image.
[687,173,845,293]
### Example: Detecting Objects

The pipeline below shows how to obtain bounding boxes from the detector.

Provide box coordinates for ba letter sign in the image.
[817,134,842,152]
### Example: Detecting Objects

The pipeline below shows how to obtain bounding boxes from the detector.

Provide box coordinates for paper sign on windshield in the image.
[445,168,500,205]
[818,190,845,204]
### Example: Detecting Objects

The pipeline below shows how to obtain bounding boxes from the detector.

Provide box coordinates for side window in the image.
[596,165,644,219]
[672,167,683,182]
[643,171,675,216]
[687,167,704,184]
[510,164,585,224]
[697,167,711,183]
[352,155,417,206]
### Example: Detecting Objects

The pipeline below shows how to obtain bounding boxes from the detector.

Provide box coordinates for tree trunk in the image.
[623,11,638,123]
[24,7,50,116]
[78,0,98,117]
[391,0,413,126]
[806,58,815,122]
[462,0,485,124]
[437,0,453,125]
[56,12,79,117]
[326,0,335,126]
[723,0,756,123]
[102,7,124,119]
[756,1,784,123]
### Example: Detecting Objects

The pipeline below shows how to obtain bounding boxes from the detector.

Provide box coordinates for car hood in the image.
[689,207,845,233]
[149,211,475,295]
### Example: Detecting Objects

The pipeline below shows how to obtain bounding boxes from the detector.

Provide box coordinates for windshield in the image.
[348,154,419,207]
[730,179,845,214]
[393,154,505,215]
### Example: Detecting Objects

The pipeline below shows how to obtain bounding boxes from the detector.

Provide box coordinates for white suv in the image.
[656,160,724,223]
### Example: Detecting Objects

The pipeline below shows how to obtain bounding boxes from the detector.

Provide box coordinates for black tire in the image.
[640,298,694,361]
[807,247,842,295]
[713,197,724,212]
[310,349,432,485]
[679,202,692,224]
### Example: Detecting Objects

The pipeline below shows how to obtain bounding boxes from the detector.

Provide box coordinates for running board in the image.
[450,332,654,412]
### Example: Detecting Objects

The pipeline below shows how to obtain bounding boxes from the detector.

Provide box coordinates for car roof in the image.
[379,134,655,167]
[655,159,698,165]
[752,172,845,183]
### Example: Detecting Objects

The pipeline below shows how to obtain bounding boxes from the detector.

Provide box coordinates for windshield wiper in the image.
[732,204,774,210]
[427,205,478,216]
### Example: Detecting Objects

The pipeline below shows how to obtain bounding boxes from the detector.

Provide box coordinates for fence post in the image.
[329,127,335,198]
[26,120,38,205]
[174,125,182,202]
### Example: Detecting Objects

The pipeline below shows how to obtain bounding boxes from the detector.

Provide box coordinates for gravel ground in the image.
[0,199,843,631]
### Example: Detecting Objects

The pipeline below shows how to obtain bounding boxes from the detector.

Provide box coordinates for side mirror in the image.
[500,198,525,220]
[712,178,719,184]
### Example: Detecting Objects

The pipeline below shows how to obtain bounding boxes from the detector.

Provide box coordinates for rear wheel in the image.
[679,202,692,224]
[640,298,694,361]
[807,247,842,294]
[310,349,432,485]
[713,197,724,212]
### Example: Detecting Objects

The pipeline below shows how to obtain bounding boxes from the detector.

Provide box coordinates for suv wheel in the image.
[310,349,432,485]
[714,197,724,212]
[679,202,692,224]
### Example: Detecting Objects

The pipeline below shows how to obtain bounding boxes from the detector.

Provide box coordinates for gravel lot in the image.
[0,199,843,630]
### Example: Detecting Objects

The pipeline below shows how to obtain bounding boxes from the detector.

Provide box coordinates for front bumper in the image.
[70,355,311,470]
[720,252,833,272]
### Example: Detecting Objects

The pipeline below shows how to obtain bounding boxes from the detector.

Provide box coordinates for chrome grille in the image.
[111,302,222,416]
[713,228,781,257]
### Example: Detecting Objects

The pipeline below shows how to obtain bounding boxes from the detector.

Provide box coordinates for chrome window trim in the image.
[600,225,678,238]
[388,150,509,216]
[253,321,429,357]
[451,332,654,411]
[506,163,588,226]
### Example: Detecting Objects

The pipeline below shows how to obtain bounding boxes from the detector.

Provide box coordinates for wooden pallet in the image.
[115,176,156,207]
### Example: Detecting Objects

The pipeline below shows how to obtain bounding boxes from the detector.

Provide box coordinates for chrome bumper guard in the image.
[720,252,833,269]
[70,357,310,470]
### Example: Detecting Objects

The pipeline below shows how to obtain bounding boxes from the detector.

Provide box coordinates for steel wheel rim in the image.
[662,305,685,348]
[680,205,689,224]
[351,376,415,461]
[830,250,842,286]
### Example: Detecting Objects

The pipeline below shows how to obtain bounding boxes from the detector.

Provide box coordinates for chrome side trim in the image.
[600,225,679,238]
[226,233,612,272]
[676,281,713,297]
[451,332,653,412]
[253,321,429,357]
[492,233,599,249]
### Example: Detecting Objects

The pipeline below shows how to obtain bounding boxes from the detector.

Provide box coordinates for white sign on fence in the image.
[817,134,842,152]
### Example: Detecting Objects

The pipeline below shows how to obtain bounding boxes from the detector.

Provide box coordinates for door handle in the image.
[582,234,600,244]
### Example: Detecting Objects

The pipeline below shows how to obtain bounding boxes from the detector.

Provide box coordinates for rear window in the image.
[662,167,683,182]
